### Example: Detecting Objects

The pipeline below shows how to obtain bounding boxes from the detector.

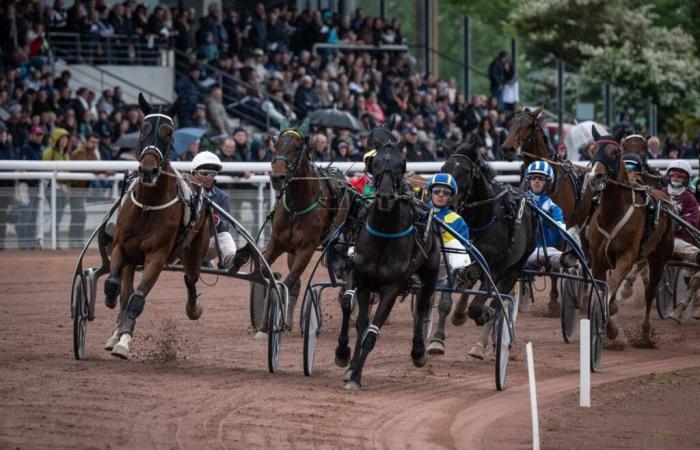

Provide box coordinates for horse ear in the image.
[299,118,310,136]
[613,126,626,143]
[592,125,602,142]
[529,105,543,118]
[166,96,181,119]
[138,93,152,115]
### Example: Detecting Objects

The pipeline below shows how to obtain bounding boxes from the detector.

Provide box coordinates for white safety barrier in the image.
[580,319,591,407]
[526,341,540,450]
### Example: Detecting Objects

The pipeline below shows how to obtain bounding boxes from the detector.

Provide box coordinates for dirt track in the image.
[2,250,700,449]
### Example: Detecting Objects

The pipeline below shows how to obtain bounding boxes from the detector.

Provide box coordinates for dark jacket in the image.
[404,141,435,162]
[488,57,505,89]
[671,189,700,244]
[0,141,17,188]
[20,141,44,187]
[175,74,201,127]
[206,185,230,234]
[293,85,320,118]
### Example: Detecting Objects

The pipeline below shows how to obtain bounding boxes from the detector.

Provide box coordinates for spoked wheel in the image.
[303,289,321,376]
[267,283,284,373]
[250,281,267,331]
[589,291,605,372]
[72,272,89,360]
[495,298,514,391]
[656,266,678,319]
[561,275,580,343]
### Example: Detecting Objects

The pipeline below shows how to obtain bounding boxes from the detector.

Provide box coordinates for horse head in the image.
[501,106,544,161]
[270,118,310,191]
[589,125,624,192]
[372,141,406,212]
[620,133,648,163]
[440,137,483,210]
[367,126,396,151]
[136,93,180,186]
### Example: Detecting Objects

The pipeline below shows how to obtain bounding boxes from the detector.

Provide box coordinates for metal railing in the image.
[48,32,169,66]
[311,43,409,57]
[0,159,692,251]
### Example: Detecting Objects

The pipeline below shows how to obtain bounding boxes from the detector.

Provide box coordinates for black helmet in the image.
[622,153,643,173]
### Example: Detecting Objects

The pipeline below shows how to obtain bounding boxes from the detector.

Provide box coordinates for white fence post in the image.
[580,319,591,407]
[50,172,57,250]
[257,182,265,242]
[37,180,45,249]
[526,342,540,450]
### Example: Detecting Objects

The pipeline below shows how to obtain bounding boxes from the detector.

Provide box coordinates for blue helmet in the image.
[525,160,554,181]
[427,173,458,195]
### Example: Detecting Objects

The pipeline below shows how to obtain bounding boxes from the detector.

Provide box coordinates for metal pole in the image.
[424,0,430,75]
[463,16,471,100]
[604,83,612,127]
[557,59,564,144]
[38,180,45,249]
[51,173,57,250]
[510,37,517,73]
[653,103,658,136]
[257,182,265,243]
[378,0,385,19]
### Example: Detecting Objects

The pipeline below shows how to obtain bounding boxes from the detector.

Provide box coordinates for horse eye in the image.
[140,122,151,136]
[159,125,173,140]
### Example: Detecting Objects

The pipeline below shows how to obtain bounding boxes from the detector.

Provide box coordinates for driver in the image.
[191,151,239,272]
[524,161,578,270]
[348,150,377,198]
[665,159,700,322]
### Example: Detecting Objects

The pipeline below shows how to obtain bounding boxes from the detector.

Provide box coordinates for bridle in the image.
[591,139,622,186]
[271,128,307,191]
[372,144,406,201]
[509,112,547,159]
[444,153,482,212]
[137,112,174,182]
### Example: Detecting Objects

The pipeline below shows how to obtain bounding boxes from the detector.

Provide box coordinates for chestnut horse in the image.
[103,94,211,359]
[586,127,674,347]
[501,107,594,312]
[267,123,351,329]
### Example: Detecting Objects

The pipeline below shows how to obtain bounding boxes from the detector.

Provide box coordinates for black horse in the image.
[336,142,441,390]
[429,144,538,357]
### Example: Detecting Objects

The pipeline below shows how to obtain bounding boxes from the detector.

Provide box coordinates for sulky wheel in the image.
[517,280,532,313]
[656,266,678,319]
[303,289,321,376]
[72,272,89,360]
[267,282,284,373]
[495,298,513,391]
[589,293,604,372]
[561,276,580,343]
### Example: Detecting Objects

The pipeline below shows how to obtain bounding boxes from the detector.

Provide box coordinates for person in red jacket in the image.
[666,160,700,322]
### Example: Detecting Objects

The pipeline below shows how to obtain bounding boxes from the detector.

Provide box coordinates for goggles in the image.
[431,187,453,196]
[195,169,218,178]
[528,174,547,181]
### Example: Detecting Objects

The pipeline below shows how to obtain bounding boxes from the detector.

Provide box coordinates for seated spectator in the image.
[310,132,331,162]
[472,116,501,161]
[403,126,435,162]
[193,104,208,129]
[294,75,319,118]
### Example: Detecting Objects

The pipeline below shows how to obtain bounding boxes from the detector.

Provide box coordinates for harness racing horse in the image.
[339,142,440,390]
[586,127,674,347]
[430,143,537,356]
[267,121,351,329]
[501,107,594,314]
[103,94,212,359]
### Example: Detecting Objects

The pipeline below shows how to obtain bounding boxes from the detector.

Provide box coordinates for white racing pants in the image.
[526,247,564,271]
[206,232,237,264]
[444,239,472,272]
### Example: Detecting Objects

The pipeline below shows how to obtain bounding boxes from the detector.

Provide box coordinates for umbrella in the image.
[173,127,207,156]
[307,108,364,131]
[564,121,608,161]
[113,131,140,149]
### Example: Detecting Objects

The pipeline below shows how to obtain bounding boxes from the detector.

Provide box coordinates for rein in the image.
[365,223,415,239]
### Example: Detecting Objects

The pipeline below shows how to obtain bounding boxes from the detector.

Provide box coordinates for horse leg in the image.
[283,245,316,331]
[181,228,210,320]
[105,264,134,351]
[452,293,470,326]
[469,272,518,359]
[413,268,438,364]
[428,287,452,355]
[104,244,126,309]
[603,255,635,346]
[344,287,371,385]
[636,259,664,348]
[335,278,354,367]
[345,285,402,390]
[547,274,561,317]
[111,251,168,359]
[620,264,637,300]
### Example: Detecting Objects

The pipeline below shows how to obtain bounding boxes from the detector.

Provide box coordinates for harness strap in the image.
[595,190,638,267]
[282,192,322,216]
[129,190,179,211]
[365,223,414,239]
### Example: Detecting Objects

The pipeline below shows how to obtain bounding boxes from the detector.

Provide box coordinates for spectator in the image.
[0,122,16,248]
[310,132,331,161]
[96,89,114,116]
[294,75,320,118]
[112,86,126,113]
[193,103,208,129]
[502,58,518,112]
[42,128,71,246]
[683,133,700,159]
[248,2,268,50]
[217,137,242,162]
[68,133,100,247]
[333,140,354,162]
[365,92,385,125]
[488,51,506,110]
[472,116,500,161]
[403,126,434,161]
[207,87,237,136]
[231,127,253,161]
[180,138,200,162]
[647,136,662,160]
[16,125,45,248]
[175,64,202,127]
[456,95,484,135]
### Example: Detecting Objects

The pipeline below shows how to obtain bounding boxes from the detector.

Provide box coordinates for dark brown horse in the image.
[586,127,674,347]
[266,123,351,329]
[501,107,594,312]
[103,94,212,359]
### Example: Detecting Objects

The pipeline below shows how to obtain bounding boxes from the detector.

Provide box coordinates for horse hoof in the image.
[104,278,120,309]
[111,334,132,359]
[335,356,350,367]
[546,299,561,318]
[604,337,627,351]
[427,340,445,355]
[468,343,486,360]
[343,368,353,382]
[104,329,119,351]
[452,312,468,326]
[254,331,268,340]
[186,302,203,320]
[344,380,361,391]
[412,353,428,367]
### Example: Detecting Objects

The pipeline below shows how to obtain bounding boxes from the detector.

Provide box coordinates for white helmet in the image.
[192,151,223,172]
[666,159,692,179]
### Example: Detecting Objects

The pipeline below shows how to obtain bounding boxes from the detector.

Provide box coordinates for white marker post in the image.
[526,342,540,450]
[580,319,591,407]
